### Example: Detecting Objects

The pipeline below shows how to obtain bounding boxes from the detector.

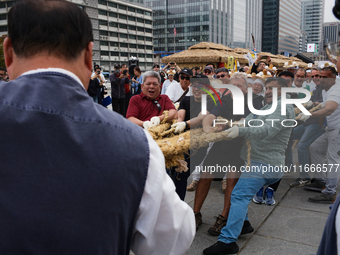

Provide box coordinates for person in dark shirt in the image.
[169,75,215,200]
[193,72,262,235]
[250,54,271,74]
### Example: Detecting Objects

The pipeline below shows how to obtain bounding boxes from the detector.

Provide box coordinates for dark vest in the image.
[317,196,340,255]
[0,72,149,255]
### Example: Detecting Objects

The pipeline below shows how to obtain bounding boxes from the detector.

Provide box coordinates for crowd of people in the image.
[98,54,340,254]
[2,0,340,255]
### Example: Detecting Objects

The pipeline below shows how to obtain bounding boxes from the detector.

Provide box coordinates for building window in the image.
[109,22,118,27]
[101,51,109,56]
[145,11,152,16]
[145,28,152,33]
[120,34,128,39]
[146,46,153,50]
[128,7,135,12]
[128,16,135,21]
[129,35,136,39]
[7,1,16,7]
[138,36,144,40]
[0,3,6,8]
[130,44,137,48]
[109,12,117,17]
[98,0,107,5]
[110,32,118,37]
[120,24,127,29]
[111,52,119,56]
[138,54,145,58]
[119,14,127,20]
[137,18,144,23]
[121,52,128,57]
[120,43,128,48]
[100,41,109,46]
[0,14,6,20]
[146,37,152,42]
[138,45,144,49]
[145,20,152,25]
[137,27,144,32]
[129,25,136,30]
[119,4,126,10]
[108,2,117,8]
[98,10,107,16]
[146,54,152,58]
[110,42,119,47]
[99,20,108,26]
[137,9,144,14]
[100,31,108,36]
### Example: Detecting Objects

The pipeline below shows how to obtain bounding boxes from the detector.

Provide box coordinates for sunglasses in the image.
[204,70,212,74]
[153,100,161,111]
[192,83,205,89]
[311,75,320,78]
[180,76,190,81]
[216,74,227,78]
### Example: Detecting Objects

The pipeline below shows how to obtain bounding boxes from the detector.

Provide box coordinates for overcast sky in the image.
[324,0,339,22]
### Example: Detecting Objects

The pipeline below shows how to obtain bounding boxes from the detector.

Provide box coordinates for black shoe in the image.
[240,220,254,235]
[304,180,325,192]
[203,241,239,255]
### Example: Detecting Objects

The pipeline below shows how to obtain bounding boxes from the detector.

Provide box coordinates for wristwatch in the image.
[185,121,189,129]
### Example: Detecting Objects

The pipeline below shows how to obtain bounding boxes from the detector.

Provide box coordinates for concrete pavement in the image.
[184,172,335,255]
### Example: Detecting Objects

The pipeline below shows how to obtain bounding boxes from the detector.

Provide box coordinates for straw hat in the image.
[247,72,257,80]
[167,70,176,76]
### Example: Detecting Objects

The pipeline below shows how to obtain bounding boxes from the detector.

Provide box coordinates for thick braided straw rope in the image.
[295,103,323,118]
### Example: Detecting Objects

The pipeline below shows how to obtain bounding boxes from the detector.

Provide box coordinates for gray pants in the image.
[310,128,340,196]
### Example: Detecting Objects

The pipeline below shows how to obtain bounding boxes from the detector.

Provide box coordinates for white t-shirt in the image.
[161,79,179,95]
[165,83,192,102]
[91,72,105,83]
[323,83,340,129]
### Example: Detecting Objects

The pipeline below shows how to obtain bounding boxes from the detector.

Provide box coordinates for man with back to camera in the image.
[0,1,195,254]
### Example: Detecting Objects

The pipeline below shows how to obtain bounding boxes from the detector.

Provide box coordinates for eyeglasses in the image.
[180,76,190,81]
[311,75,320,78]
[204,70,212,74]
[216,74,227,79]
[153,100,161,111]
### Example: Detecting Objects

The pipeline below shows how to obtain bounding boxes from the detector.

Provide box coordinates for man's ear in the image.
[3,37,14,70]
[84,42,93,73]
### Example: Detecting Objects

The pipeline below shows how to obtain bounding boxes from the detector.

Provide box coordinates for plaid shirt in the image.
[238,97,295,166]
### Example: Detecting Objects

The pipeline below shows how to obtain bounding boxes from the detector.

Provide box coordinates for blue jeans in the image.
[286,124,324,179]
[218,160,283,244]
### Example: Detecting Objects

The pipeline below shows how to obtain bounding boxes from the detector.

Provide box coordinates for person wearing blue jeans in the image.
[203,77,295,254]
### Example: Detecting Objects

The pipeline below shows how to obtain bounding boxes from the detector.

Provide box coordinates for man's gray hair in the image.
[230,72,248,87]
[142,71,161,85]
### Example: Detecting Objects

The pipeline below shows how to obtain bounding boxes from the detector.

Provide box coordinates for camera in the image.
[96,70,100,74]
[170,62,175,65]
[123,70,128,75]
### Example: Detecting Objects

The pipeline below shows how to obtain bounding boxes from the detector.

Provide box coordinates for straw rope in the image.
[295,103,323,120]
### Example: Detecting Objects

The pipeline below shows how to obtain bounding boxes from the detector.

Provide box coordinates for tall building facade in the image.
[323,22,340,45]
[300,0,324,53]
[145,0,262,55]
[262,0,301,55]
[0,0,154,71]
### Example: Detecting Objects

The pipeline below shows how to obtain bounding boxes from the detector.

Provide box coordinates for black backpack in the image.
[88,79,99,97]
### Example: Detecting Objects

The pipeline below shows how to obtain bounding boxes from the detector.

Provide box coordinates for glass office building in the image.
[323,22,340,45]
[262,0,301,55]
[145,0,262,55]
[300,0,324,52]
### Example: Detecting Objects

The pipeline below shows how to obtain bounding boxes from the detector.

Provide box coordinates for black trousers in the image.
[112,98,125,117]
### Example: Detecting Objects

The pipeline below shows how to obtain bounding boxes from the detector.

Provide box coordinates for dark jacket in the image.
[110,72,128,98]
[0,71,149,255]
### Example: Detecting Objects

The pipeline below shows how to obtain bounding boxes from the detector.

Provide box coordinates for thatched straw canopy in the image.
[161,42,248,66]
